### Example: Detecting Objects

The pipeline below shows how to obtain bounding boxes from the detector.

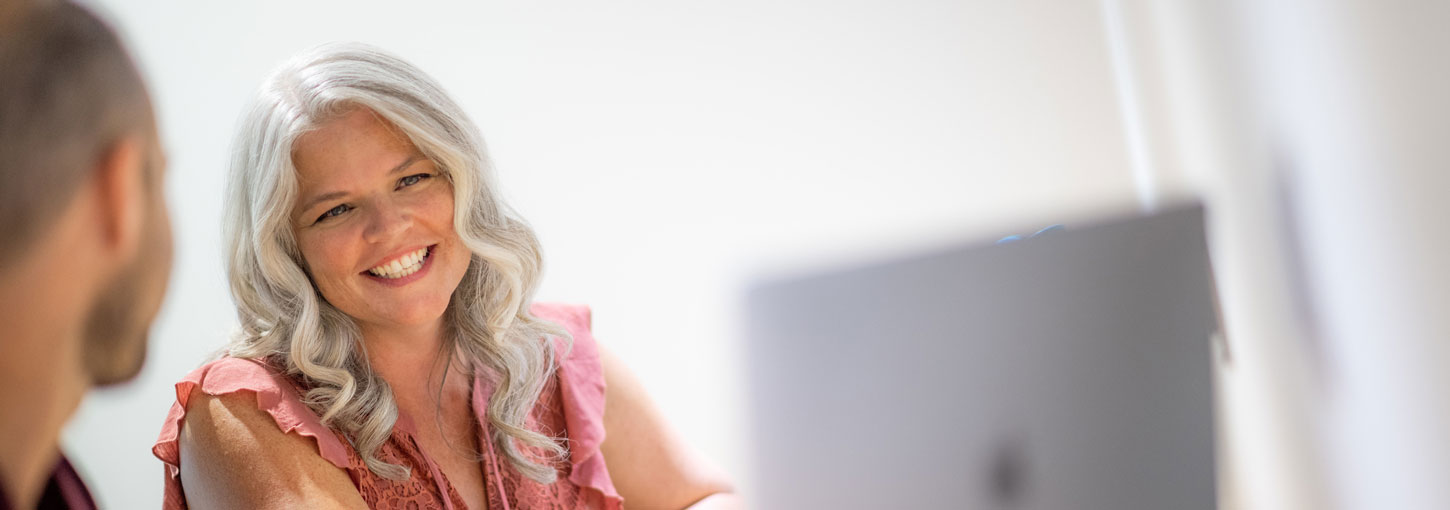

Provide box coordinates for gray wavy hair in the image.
[222,42,568,482]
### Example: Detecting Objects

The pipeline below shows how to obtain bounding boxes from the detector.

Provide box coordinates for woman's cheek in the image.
[304,229,351,283]
[430,182,456,219]
[329,228,362,279]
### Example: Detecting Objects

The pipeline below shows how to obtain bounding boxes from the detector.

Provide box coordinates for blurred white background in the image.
[65,1,1140,508]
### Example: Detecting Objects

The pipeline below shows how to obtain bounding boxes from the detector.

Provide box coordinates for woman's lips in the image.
[361,244,436,286]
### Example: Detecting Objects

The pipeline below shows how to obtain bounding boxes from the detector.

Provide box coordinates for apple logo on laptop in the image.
[989,437,1030,508]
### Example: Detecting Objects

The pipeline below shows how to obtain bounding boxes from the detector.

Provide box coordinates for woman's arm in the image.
[177,390,369,510]
[598,344,742,510]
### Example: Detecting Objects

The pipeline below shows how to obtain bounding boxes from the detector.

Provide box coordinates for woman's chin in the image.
[355,305,450,333]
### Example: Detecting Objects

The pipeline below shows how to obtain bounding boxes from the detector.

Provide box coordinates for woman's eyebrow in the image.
[388,154,421,175]
[300,190,348,215]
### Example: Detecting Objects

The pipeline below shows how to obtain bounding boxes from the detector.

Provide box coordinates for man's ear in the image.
[92,135,147,260]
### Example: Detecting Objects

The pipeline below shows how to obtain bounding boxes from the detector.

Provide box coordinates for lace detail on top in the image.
[153,302,624,510]
[478,373,584,510]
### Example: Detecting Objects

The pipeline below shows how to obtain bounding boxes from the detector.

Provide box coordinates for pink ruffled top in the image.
[152,303,624,510]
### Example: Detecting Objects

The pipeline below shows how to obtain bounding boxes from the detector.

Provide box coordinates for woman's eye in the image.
[398,173,431,189]
[316,204,351,222]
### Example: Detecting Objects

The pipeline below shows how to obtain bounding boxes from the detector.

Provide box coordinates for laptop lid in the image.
[745,203,1218,510]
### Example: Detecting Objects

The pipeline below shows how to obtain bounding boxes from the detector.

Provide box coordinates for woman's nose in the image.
[361,200,412,244]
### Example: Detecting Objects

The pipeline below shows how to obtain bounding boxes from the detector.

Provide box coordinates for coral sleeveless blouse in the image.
[152,303,623,510]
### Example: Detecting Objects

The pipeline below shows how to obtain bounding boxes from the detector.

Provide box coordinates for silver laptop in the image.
[744,203,1218,510]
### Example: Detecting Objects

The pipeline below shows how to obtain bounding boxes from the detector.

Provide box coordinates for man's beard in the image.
[80,258,155,386]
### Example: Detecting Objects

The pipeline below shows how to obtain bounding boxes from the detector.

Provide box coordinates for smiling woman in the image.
[290,109,471,332]
[149,43,737,510]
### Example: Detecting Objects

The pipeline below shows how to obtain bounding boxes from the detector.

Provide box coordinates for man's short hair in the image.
[0,1,154,264]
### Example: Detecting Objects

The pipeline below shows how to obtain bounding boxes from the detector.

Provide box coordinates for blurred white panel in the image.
[1239,3,1450,509]
[1118,1,1450,509]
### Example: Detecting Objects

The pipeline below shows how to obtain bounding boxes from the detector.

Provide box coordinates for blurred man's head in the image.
[0,1,172,386]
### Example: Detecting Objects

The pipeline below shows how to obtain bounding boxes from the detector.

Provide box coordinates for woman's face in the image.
[290,108,471,334]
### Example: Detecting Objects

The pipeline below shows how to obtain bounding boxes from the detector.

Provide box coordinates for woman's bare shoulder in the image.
[177,389,369,510]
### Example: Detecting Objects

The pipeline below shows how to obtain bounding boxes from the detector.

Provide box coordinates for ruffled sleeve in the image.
[152,357,352,510]
[530,302,625,510]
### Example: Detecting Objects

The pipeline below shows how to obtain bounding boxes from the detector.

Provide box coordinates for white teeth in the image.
[367,247,430,279]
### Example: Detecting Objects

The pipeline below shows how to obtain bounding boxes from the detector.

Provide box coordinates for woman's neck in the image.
[358,318,469,410]
[362,320,444,388]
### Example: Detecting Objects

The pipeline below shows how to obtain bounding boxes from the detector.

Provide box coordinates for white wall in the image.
[1232,3,1450,509]
[63,1,1137,507]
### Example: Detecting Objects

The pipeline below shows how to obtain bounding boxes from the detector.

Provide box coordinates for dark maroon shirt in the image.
[0,455,97,510]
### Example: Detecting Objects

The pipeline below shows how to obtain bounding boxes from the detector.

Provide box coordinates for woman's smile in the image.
[362,244,436,286]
